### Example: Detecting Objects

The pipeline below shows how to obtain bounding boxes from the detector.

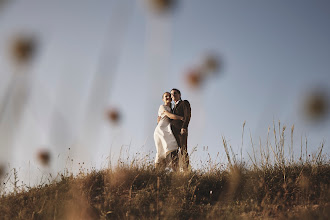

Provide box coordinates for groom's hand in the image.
[180,128,187,135]
[157,116,161,124]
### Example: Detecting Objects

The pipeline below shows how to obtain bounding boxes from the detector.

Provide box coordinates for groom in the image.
[170,88,191,171]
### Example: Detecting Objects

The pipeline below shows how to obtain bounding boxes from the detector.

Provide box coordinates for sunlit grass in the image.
[0,123,329,219]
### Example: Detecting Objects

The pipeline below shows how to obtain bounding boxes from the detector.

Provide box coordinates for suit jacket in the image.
[171,100,191,131]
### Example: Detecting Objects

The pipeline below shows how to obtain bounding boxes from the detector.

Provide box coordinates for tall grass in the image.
[0,123,329,219]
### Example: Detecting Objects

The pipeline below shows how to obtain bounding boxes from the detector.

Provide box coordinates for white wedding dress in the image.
[154,105,178,164]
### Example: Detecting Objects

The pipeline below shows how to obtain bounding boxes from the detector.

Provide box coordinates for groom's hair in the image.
[171,88,181,100]
[171,88,181,95]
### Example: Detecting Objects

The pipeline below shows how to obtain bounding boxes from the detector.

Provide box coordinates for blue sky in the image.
[0,0,329,185]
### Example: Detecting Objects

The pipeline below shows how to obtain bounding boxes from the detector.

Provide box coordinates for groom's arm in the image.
[164,110,183,120]
[182,100,191,130]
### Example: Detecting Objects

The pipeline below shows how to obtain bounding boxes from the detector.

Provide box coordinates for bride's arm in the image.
[163,110,183,120]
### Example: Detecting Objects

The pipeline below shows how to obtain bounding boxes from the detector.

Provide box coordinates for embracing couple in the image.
[154,88,191,171]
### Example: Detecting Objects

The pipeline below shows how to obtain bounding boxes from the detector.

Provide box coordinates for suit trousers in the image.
[171,132,189,170]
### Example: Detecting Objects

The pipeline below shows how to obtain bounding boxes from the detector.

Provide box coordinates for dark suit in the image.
[171,100,191,169]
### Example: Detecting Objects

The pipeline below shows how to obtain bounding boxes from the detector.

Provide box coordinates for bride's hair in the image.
[162,92,170,98]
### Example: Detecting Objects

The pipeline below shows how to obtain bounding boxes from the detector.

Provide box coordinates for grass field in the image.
[0,124,329,219]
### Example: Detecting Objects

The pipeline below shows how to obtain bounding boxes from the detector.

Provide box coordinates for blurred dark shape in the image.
[304,90,329,121]
[185,68,204,88]
[106,108,121,124]
[0,164,5,178]
[10,35,37,64]
[146,0,176,14]
[185,53,222,89]
[202,54,220,74]
[37,149,51,166]
[0,0,9,8]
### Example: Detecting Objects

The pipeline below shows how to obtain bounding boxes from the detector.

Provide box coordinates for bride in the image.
[154,92,183,168]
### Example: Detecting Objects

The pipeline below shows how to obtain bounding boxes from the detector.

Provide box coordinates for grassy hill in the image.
[1,126,330,219]
[1,157,329,219]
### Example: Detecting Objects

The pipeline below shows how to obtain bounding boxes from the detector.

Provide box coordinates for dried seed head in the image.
[185,68,204,89]
[202,54,220,73]
[37,149,51,166]
[304,90,329,121]
[106,108,121,124]
[10,35,36,64]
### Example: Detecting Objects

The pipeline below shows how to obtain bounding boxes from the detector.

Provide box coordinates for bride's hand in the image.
[180,116,184,121]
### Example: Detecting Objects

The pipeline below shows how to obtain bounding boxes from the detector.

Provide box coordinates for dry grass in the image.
[0,123,329,219]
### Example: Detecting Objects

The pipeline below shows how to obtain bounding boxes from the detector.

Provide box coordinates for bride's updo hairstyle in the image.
[163,92,170,98]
